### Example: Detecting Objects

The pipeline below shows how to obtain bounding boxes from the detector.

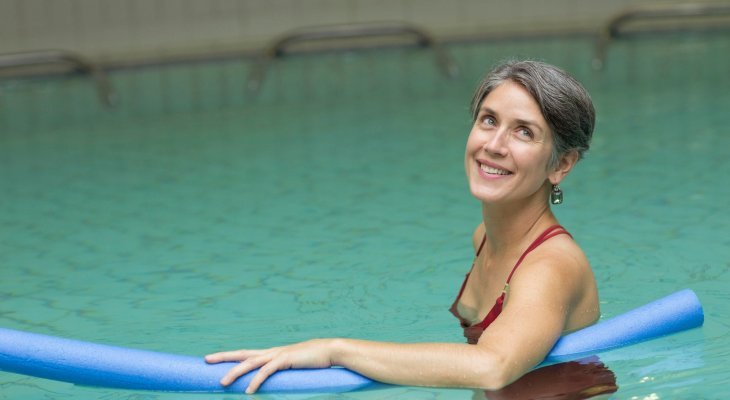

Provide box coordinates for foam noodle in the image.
[0,289,703,393]
[543,288,704,363]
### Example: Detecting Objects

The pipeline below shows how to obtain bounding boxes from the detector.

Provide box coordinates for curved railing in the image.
[246,22,459,95]
[593,2,730,70]
[0,50,115,107]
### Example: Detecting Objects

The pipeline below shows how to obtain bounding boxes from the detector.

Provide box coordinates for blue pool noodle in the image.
[543,288,703,364]
[0,289,703,393]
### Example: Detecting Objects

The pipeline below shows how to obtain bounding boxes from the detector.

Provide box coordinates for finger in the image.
[205,349,259,363]
[220,355,272,386]
[246,358,290,394]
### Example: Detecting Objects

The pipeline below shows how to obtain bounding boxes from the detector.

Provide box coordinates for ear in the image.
[549,150,579,185]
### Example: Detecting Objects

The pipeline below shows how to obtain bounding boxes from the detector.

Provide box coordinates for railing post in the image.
[593,3,730,70]
[246,22,459,97]
[0,50,115,107]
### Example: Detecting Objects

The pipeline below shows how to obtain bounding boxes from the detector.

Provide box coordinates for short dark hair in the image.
[470,60,595,168]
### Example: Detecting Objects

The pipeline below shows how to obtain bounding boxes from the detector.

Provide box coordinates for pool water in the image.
[1,32,729,399]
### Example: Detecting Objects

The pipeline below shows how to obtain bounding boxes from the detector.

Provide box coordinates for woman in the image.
[206,60,601,394]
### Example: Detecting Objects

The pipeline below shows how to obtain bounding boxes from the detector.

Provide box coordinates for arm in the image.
[205,339,506,393]
[205,254,584,394]
[334,255,582,388]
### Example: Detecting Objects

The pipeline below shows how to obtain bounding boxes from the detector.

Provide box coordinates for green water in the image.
[1,33,729,399]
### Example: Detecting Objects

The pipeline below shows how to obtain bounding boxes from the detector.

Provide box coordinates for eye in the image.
[479,115,496,127]
[515,127,534,141]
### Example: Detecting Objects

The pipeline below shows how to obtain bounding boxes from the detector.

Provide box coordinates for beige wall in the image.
[0,0,689,63]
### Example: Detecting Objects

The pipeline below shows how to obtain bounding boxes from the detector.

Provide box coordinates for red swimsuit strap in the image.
[454,225,568,302]
[504,224,571,285]
[475,233,488,256]
[452,224,572,342]
[472,224,571,331]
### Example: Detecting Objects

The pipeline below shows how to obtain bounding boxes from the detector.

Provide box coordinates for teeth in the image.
[480,163,510,175]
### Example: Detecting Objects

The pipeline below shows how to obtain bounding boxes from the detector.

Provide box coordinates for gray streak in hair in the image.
[470,60,595,169]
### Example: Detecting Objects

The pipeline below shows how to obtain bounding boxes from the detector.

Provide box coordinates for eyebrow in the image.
[479,106,545,132]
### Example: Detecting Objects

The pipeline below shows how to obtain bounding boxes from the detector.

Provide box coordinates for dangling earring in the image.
[551,184,563,205]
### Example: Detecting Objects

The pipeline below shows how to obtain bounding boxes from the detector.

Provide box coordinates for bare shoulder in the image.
[522,233,591,284]
[508,233,599,328]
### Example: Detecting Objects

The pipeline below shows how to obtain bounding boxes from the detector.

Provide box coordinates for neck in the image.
[480,190,556,254]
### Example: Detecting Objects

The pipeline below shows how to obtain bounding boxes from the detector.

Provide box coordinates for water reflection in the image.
[478,356,617,400]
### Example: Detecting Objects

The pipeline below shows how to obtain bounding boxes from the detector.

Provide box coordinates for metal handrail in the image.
[593,2,730,70]
[246,22,459,95]
[0,50,115,107]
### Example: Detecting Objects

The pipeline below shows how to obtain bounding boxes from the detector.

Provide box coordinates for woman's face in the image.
[464,80,556,205]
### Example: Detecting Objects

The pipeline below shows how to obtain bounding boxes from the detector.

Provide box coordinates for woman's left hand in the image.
[205,339,335,394]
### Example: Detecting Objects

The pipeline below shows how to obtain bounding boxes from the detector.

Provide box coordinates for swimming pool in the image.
[1,32,729,399]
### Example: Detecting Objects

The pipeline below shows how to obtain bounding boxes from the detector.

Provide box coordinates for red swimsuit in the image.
[449,225,571,344]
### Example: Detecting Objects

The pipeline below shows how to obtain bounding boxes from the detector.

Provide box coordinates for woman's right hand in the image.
[205,339,335,394]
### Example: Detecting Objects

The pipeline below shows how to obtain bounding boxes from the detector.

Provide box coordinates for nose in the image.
[483,126,509,156]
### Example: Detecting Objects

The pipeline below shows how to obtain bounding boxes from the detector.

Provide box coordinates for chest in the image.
[455,255,515,325]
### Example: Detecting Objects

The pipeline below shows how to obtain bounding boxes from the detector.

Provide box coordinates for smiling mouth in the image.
[479,162,512,176]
